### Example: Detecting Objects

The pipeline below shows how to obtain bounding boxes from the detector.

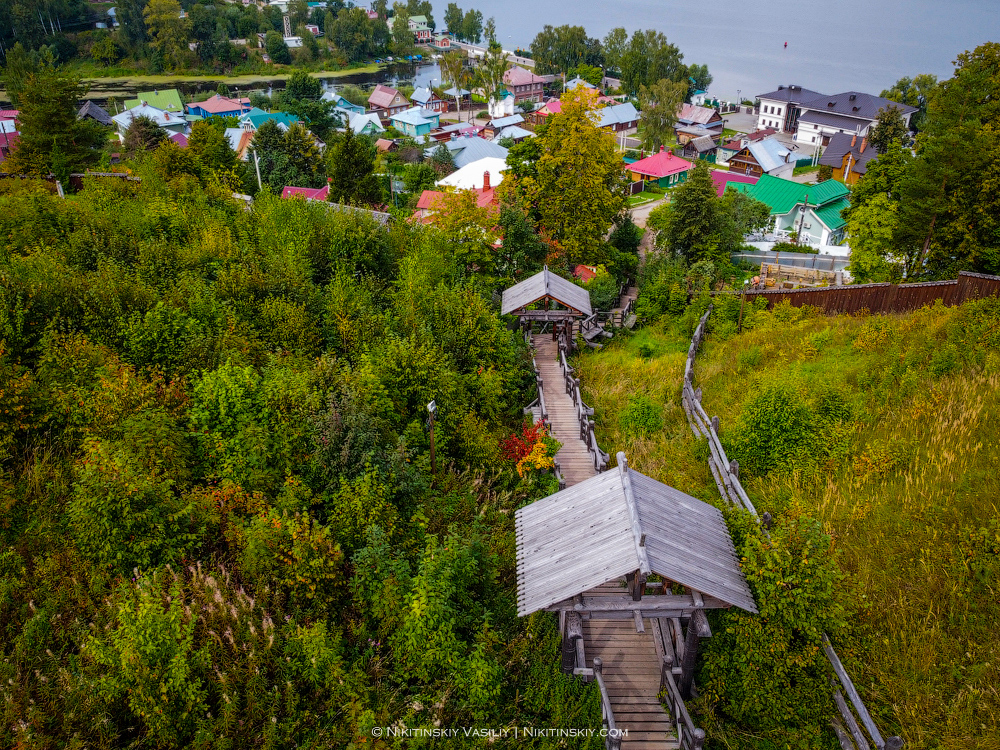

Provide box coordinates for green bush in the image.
[618,395,664,436]
[700,512,845,741]
[727,386,817,477]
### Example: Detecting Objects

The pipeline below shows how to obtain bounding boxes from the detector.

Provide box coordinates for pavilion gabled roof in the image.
[501,266,592,316]
[515,453,757,616]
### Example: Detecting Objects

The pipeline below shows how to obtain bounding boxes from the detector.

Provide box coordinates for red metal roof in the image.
[710,170,758,197]
[169,132,188,148]
[282,184,330,200]
[627,149,693,179]
[574,264,598,282]
[189,94,252,114]
[504,66,545,86]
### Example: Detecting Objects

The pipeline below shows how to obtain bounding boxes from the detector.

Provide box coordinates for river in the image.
[461,0,999,100]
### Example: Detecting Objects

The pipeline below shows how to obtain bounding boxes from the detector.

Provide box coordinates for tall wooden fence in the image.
[730,271,1000,315]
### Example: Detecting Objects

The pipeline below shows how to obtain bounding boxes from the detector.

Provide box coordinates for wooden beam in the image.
[546,593,729,612]
[678,609,710,699]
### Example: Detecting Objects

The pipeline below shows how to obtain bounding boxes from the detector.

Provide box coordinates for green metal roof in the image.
[813,198,851,231]
[743,173,850,215]
[124,89,184,114]
[241,110,300,130]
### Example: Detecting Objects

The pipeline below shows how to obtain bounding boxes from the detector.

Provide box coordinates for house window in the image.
[777,108,782,116]
[811,136,815,142]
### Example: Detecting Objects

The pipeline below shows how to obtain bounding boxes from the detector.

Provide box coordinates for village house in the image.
[321,92,366,114]
[731,174,851,246]
[484,113,525,140]
[680,135,718,163]
[488,89,517,119]
[112,104,189,139]
[626,147,692,188]
[77,101,114,127]
[430,33,453,50]
[390,107,440,137]
[336,108,385,135]
[755,85,825,134]
[187,94,253,119]
[436,156,507,190]
[410,86,448,113]
[595,102,640,134]
[503,66,546,104]
[793,92,917,146]
[565,77,596,92]
[124,89,184,116]
[710,170,758,197]
[239,108,300,131]
[716,138,742,167]
[527,98,561,128]
[406,14,432,42]
[726,137,796,179]
[674,103,723,141]
[368,84,410,117]
[817,132,878,185]
[424,133,508,169]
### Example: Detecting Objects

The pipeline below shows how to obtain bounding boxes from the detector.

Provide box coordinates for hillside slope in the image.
[578,298,1000,749]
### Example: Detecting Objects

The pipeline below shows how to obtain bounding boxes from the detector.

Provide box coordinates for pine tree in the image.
[122,115,168,159]
[283,122,325,187]
[326,128,382,205]
[660,161,719,263]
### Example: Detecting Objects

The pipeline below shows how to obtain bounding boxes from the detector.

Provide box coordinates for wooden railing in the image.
[557,328,610,473]
[593,658,623,750]
[681,306,904,750]
[661,667,706,750]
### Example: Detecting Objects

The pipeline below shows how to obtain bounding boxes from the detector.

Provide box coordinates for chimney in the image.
[859,137,867,153]
[659,145,665,153]
[851,134,857,147]
[849,94,856,101]
[483,171,491,190]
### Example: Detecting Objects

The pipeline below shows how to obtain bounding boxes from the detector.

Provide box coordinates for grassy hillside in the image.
[577,298,1000,749]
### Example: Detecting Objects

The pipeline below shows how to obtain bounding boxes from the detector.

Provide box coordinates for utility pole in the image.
[252,148,262,191]
[796,192,809,243]
[427,400,437,475]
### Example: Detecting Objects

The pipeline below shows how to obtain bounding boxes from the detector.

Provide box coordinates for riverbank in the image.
[0,65,386,106]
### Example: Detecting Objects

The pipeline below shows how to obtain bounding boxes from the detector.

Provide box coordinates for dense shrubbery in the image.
[0,171,601,746]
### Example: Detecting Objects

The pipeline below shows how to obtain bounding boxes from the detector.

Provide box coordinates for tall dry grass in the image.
[577,304,1000,750]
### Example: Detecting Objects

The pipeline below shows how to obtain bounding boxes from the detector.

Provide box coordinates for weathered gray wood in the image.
[833,685,871,750]
[633,610,645,632]
[831,717,858,750]
[678,610,709,699]
[824,635,885,749]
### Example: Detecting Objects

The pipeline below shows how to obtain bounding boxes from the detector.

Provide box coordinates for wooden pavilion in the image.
[501,265,592,323]
[516,452,756,746]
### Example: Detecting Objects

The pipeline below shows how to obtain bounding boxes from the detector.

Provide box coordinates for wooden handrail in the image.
[593,659,622,750]
[661,669,705,749]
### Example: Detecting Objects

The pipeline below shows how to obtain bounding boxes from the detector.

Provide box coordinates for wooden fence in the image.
[681,306,904,750]
[729,271,1000,315]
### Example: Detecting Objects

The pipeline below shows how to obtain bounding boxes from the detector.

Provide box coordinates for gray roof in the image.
[426,134,509,169]
[799,91,917,122]
[746,137,793,172]
[497,125,534,141]
[818,131,879,175]
[797,109,876,131]
[443,86,471,97]
[501,265,592,316]
[688,135,718,153]
[78,100,114,126]
[410,86,440,105]
[566,76,596,90]
[757,85,826,104]
[490,113,524,129]
[595,102,639,128]
[390,106,438,126]
[515,453,757,616]
[676,123,721,137]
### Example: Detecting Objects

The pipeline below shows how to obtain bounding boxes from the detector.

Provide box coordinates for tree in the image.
[326,128,382,205]
[535,88,628,265]
[483,17,496,45]
[91,36,122,65]
[329,7,383,64]
[439,50,468,118]
[655,161,721,263]
[444,2,463,36]
[719,188,772,238]
[638,78,687,151]
[461,8,482,44]
[429,143,456,175]
[265,30,292,64]
[122,115,167,159]
[188,119,238,175]
[406,0,434,30]
[429,190,498,274]
[117,0,150,49]
[4,66,108,177]
[575,63,603,87]
[881,73,938,132]
[0,43,42,109]
[846,194,904,282]
[283,122,324,187]
[476,42,510,110]
[620,29,685,96]
[391,3,412,52]
[602,27,628,76]
[687,63,712,92]
[284,69,322,101]
[404,162,437,194]
[869,105,909,154]
[144,0,190,68]
[530,24,600,75]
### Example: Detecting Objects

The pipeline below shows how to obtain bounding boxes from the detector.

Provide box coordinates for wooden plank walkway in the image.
[533,335,597,488]
[530,333,677,748]
[585,582,679,749]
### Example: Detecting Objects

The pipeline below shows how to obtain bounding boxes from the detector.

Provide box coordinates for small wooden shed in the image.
[516,452,756,700]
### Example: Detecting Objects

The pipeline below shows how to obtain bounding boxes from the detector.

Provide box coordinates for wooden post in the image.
[561,611,583,674]
[678,609,711,699]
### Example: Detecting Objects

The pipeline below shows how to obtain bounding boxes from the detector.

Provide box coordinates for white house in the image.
[112,104,189,139]
[755,85,825,134]
[793,91,917,147]
[437,156,508,190]
[488,90,516,119]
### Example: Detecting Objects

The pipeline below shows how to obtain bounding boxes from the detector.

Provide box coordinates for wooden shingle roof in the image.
[515,453,757,616]
[501,266,592,316]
